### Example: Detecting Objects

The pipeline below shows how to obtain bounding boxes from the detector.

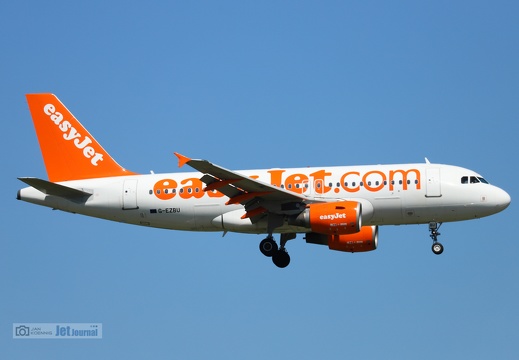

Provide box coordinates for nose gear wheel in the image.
[429,222,444,255]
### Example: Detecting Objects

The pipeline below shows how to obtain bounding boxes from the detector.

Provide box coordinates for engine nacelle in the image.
[291,201,361,235]
[306,225,378,253]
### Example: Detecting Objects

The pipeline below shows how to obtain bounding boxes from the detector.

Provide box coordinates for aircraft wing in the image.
[174,153,309,219]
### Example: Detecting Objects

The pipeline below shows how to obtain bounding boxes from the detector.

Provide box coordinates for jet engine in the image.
[290,201,361,235]
[306,225,378,253]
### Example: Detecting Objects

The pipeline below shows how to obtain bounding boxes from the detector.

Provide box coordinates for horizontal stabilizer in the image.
[18,177,92,199]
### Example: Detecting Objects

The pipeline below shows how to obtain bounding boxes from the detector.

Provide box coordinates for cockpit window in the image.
[461,176,490,184]
[478,177,489,184]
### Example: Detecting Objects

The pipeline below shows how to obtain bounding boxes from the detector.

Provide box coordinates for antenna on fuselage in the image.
[425,157,431,164]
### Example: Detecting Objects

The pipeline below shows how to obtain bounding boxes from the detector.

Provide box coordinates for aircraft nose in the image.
[494,187,511,211]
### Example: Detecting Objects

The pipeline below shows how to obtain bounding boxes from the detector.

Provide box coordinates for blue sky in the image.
[2,1,518,358]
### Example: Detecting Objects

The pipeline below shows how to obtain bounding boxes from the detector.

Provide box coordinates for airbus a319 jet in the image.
[17,94,511,268]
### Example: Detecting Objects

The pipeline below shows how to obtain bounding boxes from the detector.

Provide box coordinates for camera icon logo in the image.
[15,325,30,337]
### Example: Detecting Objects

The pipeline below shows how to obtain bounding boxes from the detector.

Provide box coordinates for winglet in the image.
[174,152,191,168]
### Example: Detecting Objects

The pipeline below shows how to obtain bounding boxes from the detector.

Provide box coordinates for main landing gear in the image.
[259,234,294,268]
[429,222,444,255]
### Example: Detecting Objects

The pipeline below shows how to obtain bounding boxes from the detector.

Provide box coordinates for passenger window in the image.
[461,176,468,184]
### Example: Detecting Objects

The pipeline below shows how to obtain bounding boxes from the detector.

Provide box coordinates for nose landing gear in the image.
[429,222,444,255]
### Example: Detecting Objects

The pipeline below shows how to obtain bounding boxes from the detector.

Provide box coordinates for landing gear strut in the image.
[429,222,444,255]
[259,233,295,268]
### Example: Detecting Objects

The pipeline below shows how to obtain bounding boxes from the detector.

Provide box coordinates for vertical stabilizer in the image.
[26,93,137,182]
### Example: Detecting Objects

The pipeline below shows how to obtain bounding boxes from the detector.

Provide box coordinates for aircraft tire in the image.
[259,238,278,257]
[272,250,290,268]
[432,242,444,255]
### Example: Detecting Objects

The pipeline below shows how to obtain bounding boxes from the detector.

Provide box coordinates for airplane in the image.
[17,93,511,268]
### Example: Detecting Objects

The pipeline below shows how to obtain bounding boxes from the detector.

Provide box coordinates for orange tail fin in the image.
[26,93,137,182]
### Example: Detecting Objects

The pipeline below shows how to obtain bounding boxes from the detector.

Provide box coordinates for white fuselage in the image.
[18,163,511,235]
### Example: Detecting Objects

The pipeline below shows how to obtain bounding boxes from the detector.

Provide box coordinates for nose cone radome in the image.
[494,187,511,212]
